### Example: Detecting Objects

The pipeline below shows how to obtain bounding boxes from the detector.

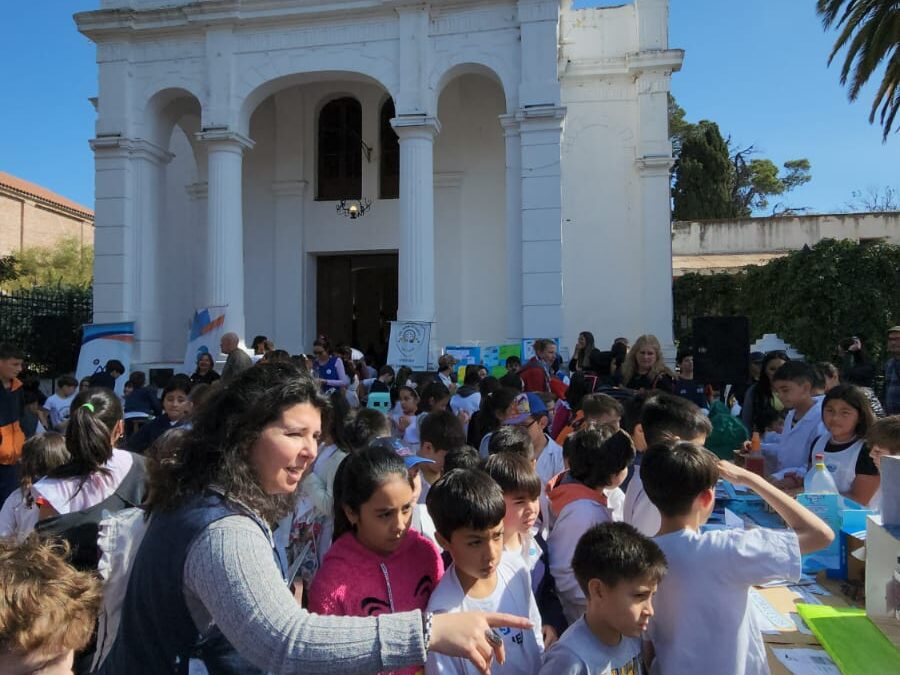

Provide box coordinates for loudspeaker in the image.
[692,316,749,384]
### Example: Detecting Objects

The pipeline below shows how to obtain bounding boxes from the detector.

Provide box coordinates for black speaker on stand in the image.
[692,316,750,384]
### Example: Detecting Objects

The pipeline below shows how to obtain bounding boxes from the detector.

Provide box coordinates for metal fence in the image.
[0,287,92,377]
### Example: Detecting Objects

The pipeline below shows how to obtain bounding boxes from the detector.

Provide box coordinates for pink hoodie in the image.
[308,528,444,675]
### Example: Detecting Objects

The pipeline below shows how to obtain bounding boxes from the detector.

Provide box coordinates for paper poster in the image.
[181,306,227,374]
[387,321,432,370]
[482,345,500,370]
[76,322,135,396]
[445,346,481,367]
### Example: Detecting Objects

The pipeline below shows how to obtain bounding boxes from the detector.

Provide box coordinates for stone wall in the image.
[0,186,94,256]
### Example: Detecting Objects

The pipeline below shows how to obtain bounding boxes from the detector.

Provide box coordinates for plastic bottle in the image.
[803,453,839,494]
[746,432,765,476]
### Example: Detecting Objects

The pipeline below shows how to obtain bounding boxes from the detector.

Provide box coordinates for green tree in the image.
[6,237,93,290]
[731,149,812,216]
[672,239,900,362]
[672,120,738,220]
[818,1,900,141]
[0,255,18,284]
[669,97,812,219]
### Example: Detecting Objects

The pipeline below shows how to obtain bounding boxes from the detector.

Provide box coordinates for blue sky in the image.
[1,1,896,213]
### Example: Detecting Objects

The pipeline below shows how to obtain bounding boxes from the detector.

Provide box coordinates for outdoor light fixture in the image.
[336,198,372,219]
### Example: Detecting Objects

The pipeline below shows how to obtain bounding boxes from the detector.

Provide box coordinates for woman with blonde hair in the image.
[621,335,675,392]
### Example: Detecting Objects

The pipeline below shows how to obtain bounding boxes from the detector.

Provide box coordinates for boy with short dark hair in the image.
[442,445,481,473]
[502,392,565,488]
[425,469,544,674]
[44,375,79,431]
[539,522,667,675]
[623,393,712,537]
[642,442,833,675]
[419,409,466,503]
[556,393,624,447]
[488,425,535,462]
[549,426,635,623]
[867,416,900,511]
[482,452,567,646]
[769,361,827,473]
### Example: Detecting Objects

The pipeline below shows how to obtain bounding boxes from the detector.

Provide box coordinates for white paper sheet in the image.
[771,648,840,675]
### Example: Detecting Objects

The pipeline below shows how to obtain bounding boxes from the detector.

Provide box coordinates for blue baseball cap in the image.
[371,436,435,470]
[503,392,548,426]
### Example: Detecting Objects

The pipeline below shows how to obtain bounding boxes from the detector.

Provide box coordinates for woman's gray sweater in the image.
[183,515,427,674]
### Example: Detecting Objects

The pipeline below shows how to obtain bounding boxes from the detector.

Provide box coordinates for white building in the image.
[76,0,682,366]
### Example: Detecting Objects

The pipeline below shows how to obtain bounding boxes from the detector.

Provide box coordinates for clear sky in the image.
[1,1,896,213]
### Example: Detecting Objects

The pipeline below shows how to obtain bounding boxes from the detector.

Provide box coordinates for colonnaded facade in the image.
[76,0,682,366]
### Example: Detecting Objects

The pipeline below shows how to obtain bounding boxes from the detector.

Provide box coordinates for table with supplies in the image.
[713,481,900,674]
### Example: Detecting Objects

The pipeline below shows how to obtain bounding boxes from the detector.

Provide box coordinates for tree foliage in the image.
[818,0,900,141]
[0,255,17,284]
[672,120,738,220]
[3,237,93,291]
[673,239,900,362]
[669,97,812,220]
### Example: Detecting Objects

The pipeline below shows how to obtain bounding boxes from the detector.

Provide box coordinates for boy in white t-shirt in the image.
[418,409,466,504]
[425,468,544,674]
[768,362,827,475]
[43,375,78,431]
[641,442,834,675]
[539,522,667,675]
[623,393,711,537]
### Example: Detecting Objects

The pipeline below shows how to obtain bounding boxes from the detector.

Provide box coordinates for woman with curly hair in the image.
[97,362,528,675]
[620,335,675,393]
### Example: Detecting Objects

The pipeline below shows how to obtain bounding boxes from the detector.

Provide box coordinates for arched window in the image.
[380,98,399,199]
[317,97,362,200]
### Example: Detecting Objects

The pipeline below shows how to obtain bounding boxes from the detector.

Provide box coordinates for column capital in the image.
[271,179,308,198]
[185,181,208,200]
[635,154,674,175]
[390,115,441,138]
[195,129,255,151]
[498,114,521,137]
[515,105,567,124]
[89,136,174,164]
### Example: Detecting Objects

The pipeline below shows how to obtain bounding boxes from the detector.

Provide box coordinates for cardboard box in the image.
[836,509,870,583]
[864,514,900,648]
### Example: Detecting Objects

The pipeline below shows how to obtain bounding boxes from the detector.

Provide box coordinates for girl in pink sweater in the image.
[308,444,444,675]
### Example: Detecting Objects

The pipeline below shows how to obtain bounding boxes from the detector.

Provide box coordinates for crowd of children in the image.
[1,328,900,674]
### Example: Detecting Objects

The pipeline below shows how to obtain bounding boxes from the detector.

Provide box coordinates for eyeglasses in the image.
[517,418,538,430]
[313,350,325,356]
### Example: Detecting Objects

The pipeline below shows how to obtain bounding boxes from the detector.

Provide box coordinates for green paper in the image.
[795,603,900,674]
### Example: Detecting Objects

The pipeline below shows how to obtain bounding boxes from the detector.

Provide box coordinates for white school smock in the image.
[809,434,866,495]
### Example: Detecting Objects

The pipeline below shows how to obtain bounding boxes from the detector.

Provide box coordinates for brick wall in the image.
[0,191,94,256]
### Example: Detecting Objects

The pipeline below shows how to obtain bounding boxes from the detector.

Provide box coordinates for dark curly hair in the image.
[146,362,328,523]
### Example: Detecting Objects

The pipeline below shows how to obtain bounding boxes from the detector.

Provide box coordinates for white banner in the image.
[387,321,432,370]
[181,306,227,374]
[76,322,135,396]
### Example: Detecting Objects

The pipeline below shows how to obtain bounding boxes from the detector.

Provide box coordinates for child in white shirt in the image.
[641,441,834,675]
[548,426,634,624]
[768,362,827,474]
[43,376,78,431]
[425,468,543,674]
[539,522,667,675]
[623,393,711,537]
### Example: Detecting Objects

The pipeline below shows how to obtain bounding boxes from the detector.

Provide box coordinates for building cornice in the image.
[89,135,175,164]
[0,184,94,223]
[194,129,256,151]
[77,0,504,40]
[563,49,684,79]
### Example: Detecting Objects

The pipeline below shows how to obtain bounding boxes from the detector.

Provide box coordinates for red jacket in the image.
[519,358,549,392]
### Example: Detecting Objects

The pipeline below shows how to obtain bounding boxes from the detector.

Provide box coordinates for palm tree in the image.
[817,0,900,141]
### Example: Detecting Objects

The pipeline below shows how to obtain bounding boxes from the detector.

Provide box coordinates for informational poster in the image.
[387,321,432,370]
[76,322,135,396]
[493,343,522,377]
[181,306,227,374]
[445,345,481,383]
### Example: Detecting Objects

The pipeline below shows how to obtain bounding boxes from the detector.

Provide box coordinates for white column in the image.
[636,67,677,363]
[89,137,172,364]
[517,106,566,339]
[272,180,307,352]
[195,130,254,341]
[185,181,209,313]
[500,114,523,341]
[391,116,440,327]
